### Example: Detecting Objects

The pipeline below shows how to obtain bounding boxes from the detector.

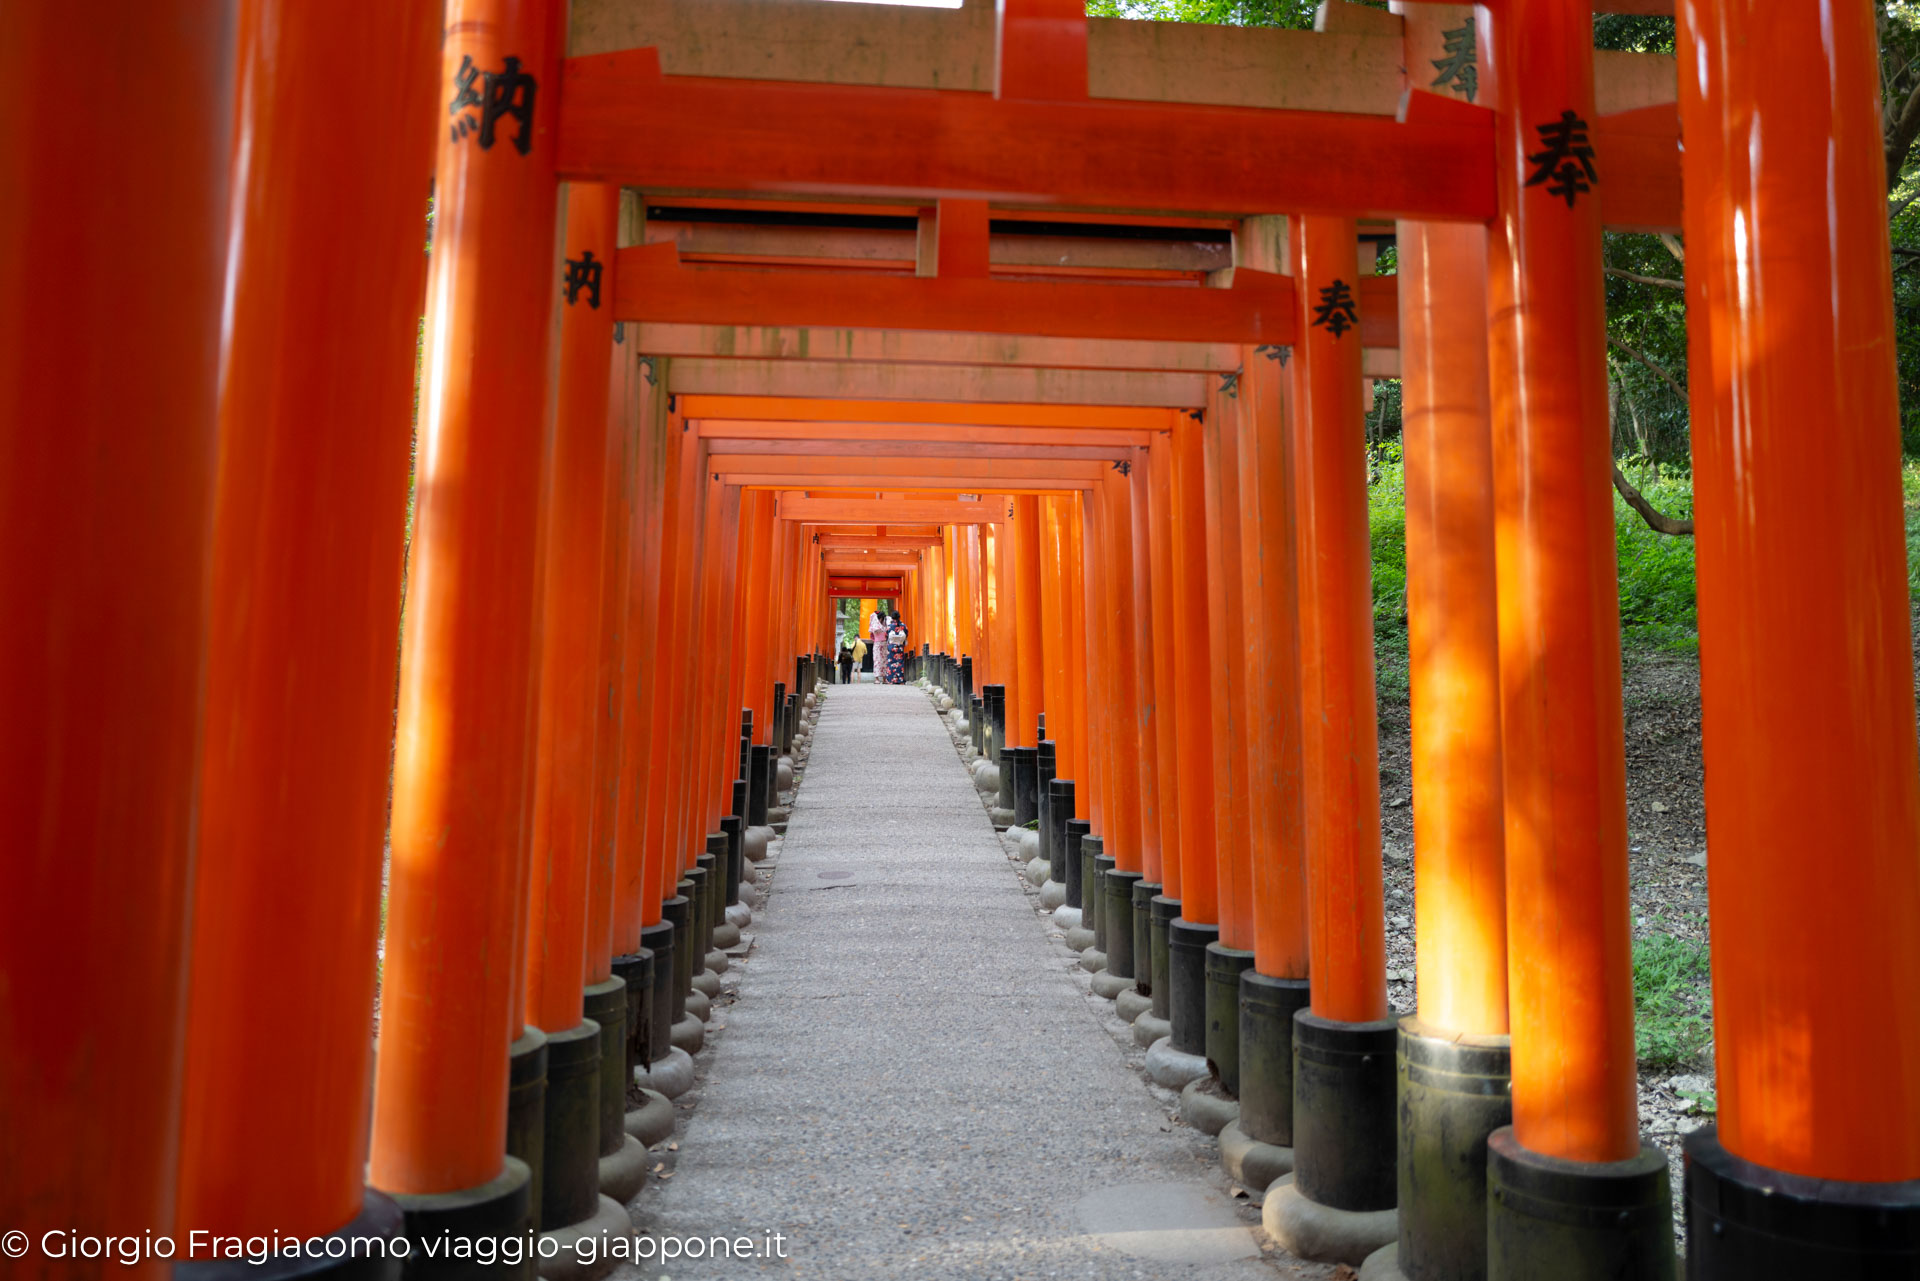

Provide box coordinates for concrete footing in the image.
[684,990,711,1024]
[1115,989,1153,1023]
[691,969,721,998]
[1359,1242,1406,1281]
[1090,970,1131,1000]
[704,950,728,975]
[1179,1079,1240,1136]
[1219,1120,1293,1191]
[624,1089,675,1145]
[670,1013,705,1053]
[1263,1177,1400,1266]
[636,1048,693,1099]
[744,826,772,862]
[1079,948,1105,974]
[1063,926,1094,951]
[534,1195,629,1281]
[1039,881,1066,910]
[712,922,741,949]
[724,903,752,929]
[1133,1013,1172,1048]
[598,1133,648,1203]
[1050,904,1081,930]
[1025,857,1049,886]
[1016,828,1039,860]
[1145,1036,1211,1090]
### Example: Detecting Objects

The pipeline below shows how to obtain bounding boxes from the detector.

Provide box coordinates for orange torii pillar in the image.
[369,0,561,1248]
[1385,207,1513,1279]
[643,409,706,1063]
[985,514,1018,821]
[521,180,643,1241]
[1230,332,1313,1174]
[173,2,436,1266]
[705,483,748,931]
[1014,499,1048,759]
[595,332,655,1133]
[1114,449,1164,997]
[613,356,679,1079]
[1264,214,1398,1263]
[1166,407,1221,1061]
[1479,3,1674,1275]
[1201,374,1257,1091]
[1093,470,1145,982]
[1679,3,1920,1274]
[737,491,779,867]
[1140,434,1186,1029]
[1,10,227,1275]
[1034,496,1075,897]
[1072,485,1111,899]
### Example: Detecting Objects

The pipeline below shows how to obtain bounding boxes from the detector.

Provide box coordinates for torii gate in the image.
[9,3,1915,1281]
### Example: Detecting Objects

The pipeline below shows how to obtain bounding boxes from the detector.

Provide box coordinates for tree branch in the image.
[1612,463,1694,537]
[1605,266,1684,290]
[1892,77,1920,190]
[1607,335,1688,402]
[1658,232,1685,264]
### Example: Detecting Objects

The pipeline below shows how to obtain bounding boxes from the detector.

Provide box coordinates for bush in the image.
[1632,932,1713,1070]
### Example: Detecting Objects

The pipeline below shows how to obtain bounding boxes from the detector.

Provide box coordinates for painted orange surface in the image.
[1145,440,1185,896]
[1484,0,1637,1164]
[524,184,621,1037]
[1398,220,1508,1039]
[1292,214,1388,1027]
[371,0,564,1197]
[1169,416,1219,924]
[1,4,230,1268]
[1202,386,1253,950]
[1680,0,1920,1182]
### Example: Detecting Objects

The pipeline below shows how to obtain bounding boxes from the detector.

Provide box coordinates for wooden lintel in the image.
[707,439,1127,462]
[632,323,1242,373]
[681,397,1184,431]
[712,454,1107,481]
[697,421,1158,449]
[779,496,1009,524]
[560,50,1496,223]
[818,535,945,550]
[665,359,1209,409]
[740,474,1091,492]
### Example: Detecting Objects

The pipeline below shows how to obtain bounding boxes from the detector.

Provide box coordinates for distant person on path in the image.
[837,643,854,685]
[882,614,908,684]
[868,609,887,682]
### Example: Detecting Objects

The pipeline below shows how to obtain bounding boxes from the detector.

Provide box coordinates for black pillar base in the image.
[1396,1018,1512,1281]
[1204,942,1256,1094]
[1090,846,1115,948]
[639,921,674,1063]
[540,1019,602,1233]
[1131,881,1160,995]
[583,979,628,1158]
[609,951,651,1087]
[684,864,710,963]
[1487,1128,1674,1280]
[1293,1009,1398,1213]
[1082,837,1107,941]
[1239,971,1310,1146]
[389,1161,531,1281]
[180,1189,408,1280]
[748,744,771,826]
[661,895,692,1024]
[1011,746,1039,826]
[1149,895,1180,1020]
[1685,1126,1920,1280]
[1063,819,1089,909]
[1168,917,1220,1056]
[720,814,743,906]
[1105,869,1144,978]
[1047,781,1076,885]
[506,1028,549,1234]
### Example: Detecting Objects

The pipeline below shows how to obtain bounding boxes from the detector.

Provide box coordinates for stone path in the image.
[616,682,1318,1280]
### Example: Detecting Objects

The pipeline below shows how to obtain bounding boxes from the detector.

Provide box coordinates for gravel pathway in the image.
[617,682,1305,1281]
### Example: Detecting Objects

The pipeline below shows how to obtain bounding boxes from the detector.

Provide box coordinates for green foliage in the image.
[1368,443,1409,702]
[1632,933,1713,1070]
[1613,458,1698,652]
[1084,0,1320,25]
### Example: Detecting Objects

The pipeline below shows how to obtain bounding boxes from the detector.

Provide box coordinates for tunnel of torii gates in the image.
[6,0,1920,1278]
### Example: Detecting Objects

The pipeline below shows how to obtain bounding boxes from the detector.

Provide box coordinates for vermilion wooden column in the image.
[176,0,437,1250]
[648,418,703,906]
[611,362,674,954]
[1395,203,1513,1273]
[525,183,621,1037]
[1480,2,1672,1272]
[1678,1,1920,1271]
[1169,418,1219,925]
[1290,215,1388,1026]
[588,337,640,978]
[1127,451,1164,889]
[1038,498,1072,783]
[1080,490,1110,838]
[1063,504,1091,790]
[1264,215,1398,1244]
[1100,473,1143,873]
[1,7,229,1271]
[1202,383,1253,948]
[1012,496,1045,747]
[1145,437,1184,897]
[370,0,561,1212]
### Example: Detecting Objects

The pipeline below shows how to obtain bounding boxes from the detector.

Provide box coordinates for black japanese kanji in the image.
[1312,280,1358,340]
[563,250,603,308]
[1525,110,1598,208]
[448,54,538,156]
[1256,343,1291,366]
[1430,22,1477,103]
[1219,368,1241,399]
